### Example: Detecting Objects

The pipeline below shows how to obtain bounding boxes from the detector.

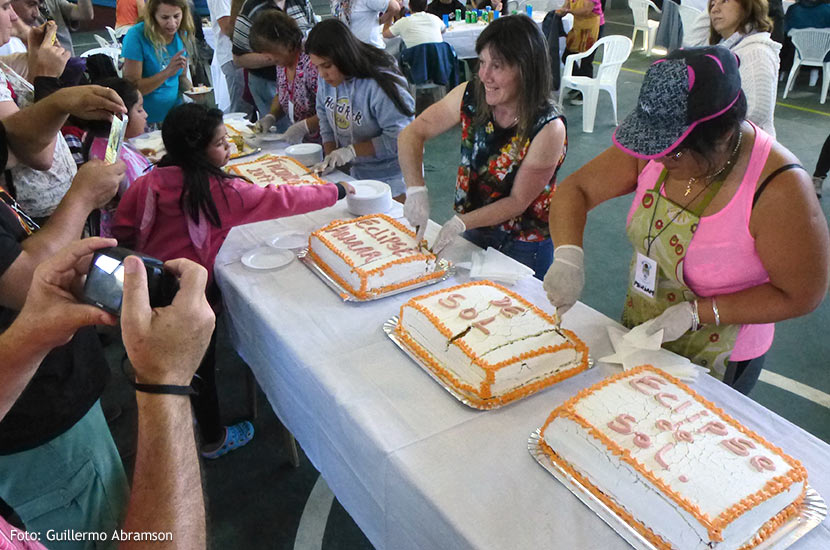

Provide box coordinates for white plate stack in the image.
[346,180,393,215]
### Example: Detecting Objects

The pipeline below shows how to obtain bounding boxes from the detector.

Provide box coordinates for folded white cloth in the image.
[600,325,709,381]
[468,247,535,285]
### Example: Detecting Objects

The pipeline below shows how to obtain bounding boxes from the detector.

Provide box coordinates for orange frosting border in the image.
[308,214,444,299]
[539,365,808,544]
[395,281,589,407]
[227,154,326,185]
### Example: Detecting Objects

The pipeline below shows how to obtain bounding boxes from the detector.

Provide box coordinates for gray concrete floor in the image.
[78,5,830,548]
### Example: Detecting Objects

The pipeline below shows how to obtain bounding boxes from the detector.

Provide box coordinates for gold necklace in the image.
[684,130,743,197]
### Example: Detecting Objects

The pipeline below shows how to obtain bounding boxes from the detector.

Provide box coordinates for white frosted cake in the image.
[539,365,807,550]
[307,214,441,299]
[227,154,326,187]
[396,281,589,408]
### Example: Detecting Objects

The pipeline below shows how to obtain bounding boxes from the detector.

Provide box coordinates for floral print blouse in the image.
[455,82,566,241]
[276,52,320,141]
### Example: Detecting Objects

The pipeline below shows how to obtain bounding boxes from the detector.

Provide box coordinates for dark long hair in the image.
[249,9,303,55]
[474,15,556,139]
[81,77,142,161]
[676,92,747,174]
[305,19,414,117]
[158,103,239,228]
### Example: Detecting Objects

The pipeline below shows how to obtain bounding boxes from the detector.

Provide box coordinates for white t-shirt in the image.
[207,0,234,66]
[0,37,26,57]
[389,12,445,48]
[346,0,391,49]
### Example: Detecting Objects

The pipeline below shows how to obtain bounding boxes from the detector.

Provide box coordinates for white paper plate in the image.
[185,86,213,95]
[224,112,249,120]
[241,246,294,270]
[269,231,309,249]
[259,132,285,142]
[347,180,392,215]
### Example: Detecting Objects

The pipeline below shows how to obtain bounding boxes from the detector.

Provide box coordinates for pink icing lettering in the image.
[750,456,776,472]
[655,392,679,409]
[675,410,708,427]
[655,419,674,432]
[679,475,689,483]
[501,306,525,318]
[607,414,636,435]
[472,316,496,335]
[354,218,380,227]
[438,294,466,309]
[327,226,351,238]
[459,308,477,320]
[633,432,652,449]
[697,421,728,436]
[674,429,694,444]
[673,401,693,413]
[721,438,756,457]
[655,443,675,470]
[629,375,667,395]
[489,297,512,308]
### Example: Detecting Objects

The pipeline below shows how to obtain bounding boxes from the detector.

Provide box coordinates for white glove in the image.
[404,186,429,242]
[645,302,696,343]
[543,245,585,317]
[274,119,308,145]
[432,215,466,257]
[255,113,276,134]
[311,144,356,175]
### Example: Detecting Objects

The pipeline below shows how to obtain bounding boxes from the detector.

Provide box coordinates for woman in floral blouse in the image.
[249,9,321,143]
[399,15,567,279]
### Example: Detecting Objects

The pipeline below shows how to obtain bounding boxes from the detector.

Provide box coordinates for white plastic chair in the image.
[628,0,661,54]
[677,4,702,43]
[93,34,113,48]
[560,35,633,133]
[783,28,830,104]
[80,46,123,77]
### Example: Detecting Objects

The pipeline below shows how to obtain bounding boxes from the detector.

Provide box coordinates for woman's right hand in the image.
[543,245,585,317]
[164,50,188,78]
[404,186,429,242]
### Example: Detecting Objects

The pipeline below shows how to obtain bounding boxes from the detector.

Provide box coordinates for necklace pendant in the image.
[684,179,693,197]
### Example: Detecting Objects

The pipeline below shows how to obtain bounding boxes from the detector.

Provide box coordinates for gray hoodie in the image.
[316,74,415,194]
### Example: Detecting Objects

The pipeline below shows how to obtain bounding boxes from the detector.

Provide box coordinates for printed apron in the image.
[621,170,739,378]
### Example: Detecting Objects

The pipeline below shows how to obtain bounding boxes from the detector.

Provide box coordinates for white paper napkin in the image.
[468,247,535,285]
[600,325,709,381]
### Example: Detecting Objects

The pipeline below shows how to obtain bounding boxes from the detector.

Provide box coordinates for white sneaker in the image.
[813,176,824,198]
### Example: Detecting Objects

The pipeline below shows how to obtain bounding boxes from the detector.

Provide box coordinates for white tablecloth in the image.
[213,200,830,549]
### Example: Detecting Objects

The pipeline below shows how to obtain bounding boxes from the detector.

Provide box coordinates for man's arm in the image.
[120,257,213,548]
[0,237,118,421]
[66,0,95,23]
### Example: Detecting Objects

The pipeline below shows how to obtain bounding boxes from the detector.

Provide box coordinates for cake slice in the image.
[396,281,589,407]
[539,365,807,550]
[308,214,440,299]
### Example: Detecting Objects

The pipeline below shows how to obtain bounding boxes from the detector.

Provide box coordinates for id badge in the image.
[632,252,658,299]
[288,99,295,123]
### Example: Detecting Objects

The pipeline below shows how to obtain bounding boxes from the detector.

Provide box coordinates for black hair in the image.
[81,77,141,161]
[676,92,747,174]
[305,19,414,117]
[474,15,556,139]
[249,8,303,55]
[158,103,241,228]
[409,0,427,11]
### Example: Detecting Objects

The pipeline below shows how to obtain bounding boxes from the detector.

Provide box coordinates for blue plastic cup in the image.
[493,10,500,18]
[526,4,533,16]
[442,13,449,25]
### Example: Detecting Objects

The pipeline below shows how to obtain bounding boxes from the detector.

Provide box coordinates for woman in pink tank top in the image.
[543,46,829,394]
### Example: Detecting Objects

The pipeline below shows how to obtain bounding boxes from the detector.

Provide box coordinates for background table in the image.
[213,198,830,549]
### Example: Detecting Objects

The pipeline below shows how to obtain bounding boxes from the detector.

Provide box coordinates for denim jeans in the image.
[463,228,554,280]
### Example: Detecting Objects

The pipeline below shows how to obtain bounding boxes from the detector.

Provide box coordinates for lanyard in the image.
[645,169,727,257]
[0,185,39,235]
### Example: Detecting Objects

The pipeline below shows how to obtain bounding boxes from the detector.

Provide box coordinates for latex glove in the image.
[311,144,356,175]
[274,119,309,144]
[404,186,429,242]
[432,215,465,257]
[543,245,585,317]
[645,302,696,343]
[255,113,276,134]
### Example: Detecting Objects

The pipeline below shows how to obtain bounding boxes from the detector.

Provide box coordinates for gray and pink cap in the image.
[613,46,743,160]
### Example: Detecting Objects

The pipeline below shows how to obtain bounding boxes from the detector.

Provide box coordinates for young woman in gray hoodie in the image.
[306,19,415,198]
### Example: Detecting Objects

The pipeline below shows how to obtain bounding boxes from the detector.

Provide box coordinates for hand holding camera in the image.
[14,238,119,352]
[70,159,126,209]
[120,256,215,386]
[27,22,70,79]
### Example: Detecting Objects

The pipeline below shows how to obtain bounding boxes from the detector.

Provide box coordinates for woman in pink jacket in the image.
[113,103,349,458]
